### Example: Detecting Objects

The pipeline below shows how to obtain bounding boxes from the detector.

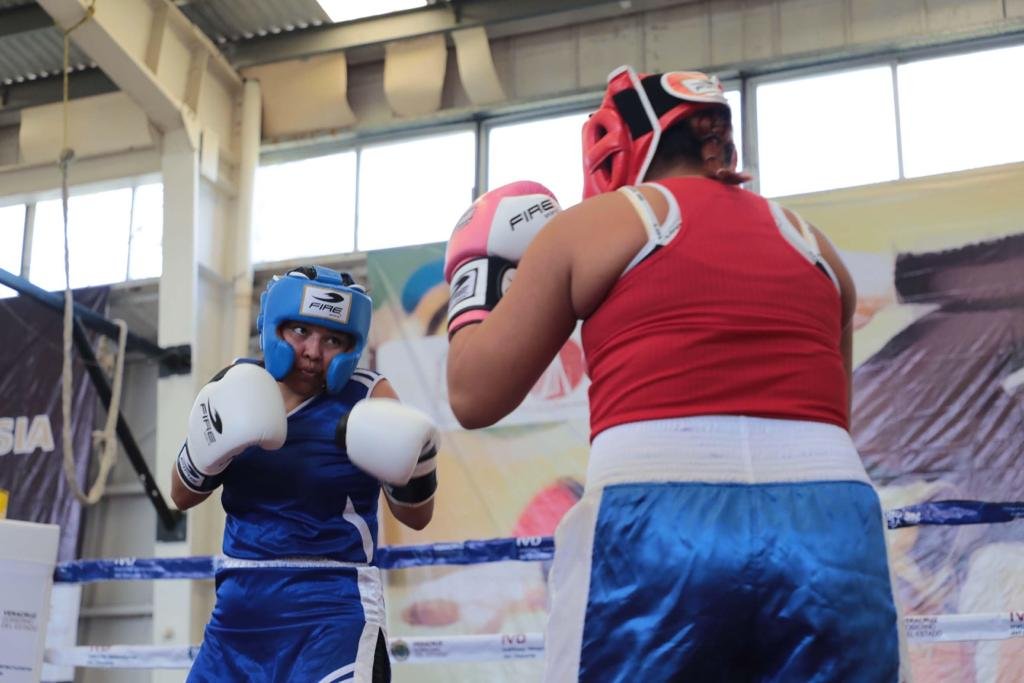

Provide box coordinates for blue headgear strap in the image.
[257,265,372,394]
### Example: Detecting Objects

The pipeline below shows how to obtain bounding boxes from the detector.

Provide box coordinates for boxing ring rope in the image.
[43,614,1024,670]
[44,499,1024,670]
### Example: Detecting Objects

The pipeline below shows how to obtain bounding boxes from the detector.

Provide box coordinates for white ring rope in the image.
[42,613,1024,669]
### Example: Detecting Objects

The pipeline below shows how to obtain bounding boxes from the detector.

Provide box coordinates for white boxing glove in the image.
[176,363,287,493]
[338,398,439,506]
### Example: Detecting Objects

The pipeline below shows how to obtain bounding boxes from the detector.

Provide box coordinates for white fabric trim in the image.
[357,566,385,627]
[214,556,365,571]
[317,663,355,683]
[768,202,841,293]
[286,393,319,418]
[284,393,319,419]
[351,369,384,394]
[352,622,381,682]
[617,183,682,276]
[343,496,375,564]
[352,567,386,680]
[542,488,602,683]
[588,415,871,488]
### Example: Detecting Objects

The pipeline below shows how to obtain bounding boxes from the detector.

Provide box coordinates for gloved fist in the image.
[444,181,560,337]
[176,363,287,493]
[337,398,439,506]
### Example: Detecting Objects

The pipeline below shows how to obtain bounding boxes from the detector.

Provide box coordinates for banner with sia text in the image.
[0,287,107,562]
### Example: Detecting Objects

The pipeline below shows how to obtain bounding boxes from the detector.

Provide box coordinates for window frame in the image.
[744,35,1024,196]
[353,123,479,252]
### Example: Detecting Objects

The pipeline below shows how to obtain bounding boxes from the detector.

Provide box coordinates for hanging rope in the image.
[58,0,128,505]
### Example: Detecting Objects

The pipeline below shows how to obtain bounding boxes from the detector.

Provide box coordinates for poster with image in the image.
[367,162,1024,681]
[368,244,588,682]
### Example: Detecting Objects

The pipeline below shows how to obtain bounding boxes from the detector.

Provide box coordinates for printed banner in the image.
[786,162,1024,682]
[0,287,107,562]
[368,162,1024,683]
[369,244,588,430]
[368,244,587,682]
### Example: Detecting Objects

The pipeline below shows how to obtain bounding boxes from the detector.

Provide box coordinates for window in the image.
[898,44,1024,178]
[756,66,899,197]
[128,183,163,280]
[357,130,475,251]
[487,112,589,206]
[0,205,25,298]
[252,152,357,263]
[29,189,132,291]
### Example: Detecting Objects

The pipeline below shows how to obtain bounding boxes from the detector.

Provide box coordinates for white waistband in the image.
[215,556,367,571]
[588,416,870,488]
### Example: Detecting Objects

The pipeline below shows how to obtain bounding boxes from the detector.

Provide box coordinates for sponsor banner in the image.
[0,520,60,683]
[786,165,1024,681]
[368,244,588,431]
[367,244,587,683]
[389,632,545,664]
[365,164,1024,682]
[905,613,1024,643]
[0,287,108,562]
[43,613,1024,671]
[377,333,588,431]
[44,645,201,670]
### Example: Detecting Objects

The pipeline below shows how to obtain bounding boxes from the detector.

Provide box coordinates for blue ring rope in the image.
[53,500,1023,584]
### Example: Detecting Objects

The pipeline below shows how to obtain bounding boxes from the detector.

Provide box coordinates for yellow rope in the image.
[62,2,96,163]
[58,1,129,505]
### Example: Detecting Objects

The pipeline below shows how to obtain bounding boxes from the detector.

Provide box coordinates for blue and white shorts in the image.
[187,564,390,682]
[544,416,909,683]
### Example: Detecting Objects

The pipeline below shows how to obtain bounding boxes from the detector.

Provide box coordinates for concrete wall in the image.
[305,0,1024,139]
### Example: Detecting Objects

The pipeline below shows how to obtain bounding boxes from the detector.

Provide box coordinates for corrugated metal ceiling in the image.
[0,27,92,85]
[179,0,329,43]
[0,0,330,86]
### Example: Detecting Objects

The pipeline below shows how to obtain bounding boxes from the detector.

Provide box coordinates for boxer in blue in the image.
[171,265,439,682]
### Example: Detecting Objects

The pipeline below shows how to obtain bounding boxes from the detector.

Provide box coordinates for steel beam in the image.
[36,0,241,140]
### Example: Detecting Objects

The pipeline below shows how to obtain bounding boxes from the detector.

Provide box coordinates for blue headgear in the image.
[257,265,372,393]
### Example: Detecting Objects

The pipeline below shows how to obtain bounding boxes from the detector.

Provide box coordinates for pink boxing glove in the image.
[444,181,561,337]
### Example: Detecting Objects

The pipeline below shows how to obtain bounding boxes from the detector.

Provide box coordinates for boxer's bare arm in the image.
[810,222,858,419]
[779,207,857,417]
[171,469,212,510]
[447,190,654,428]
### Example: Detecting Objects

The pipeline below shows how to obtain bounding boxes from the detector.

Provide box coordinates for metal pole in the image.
[69,316,183,532]
[0,267,190,375]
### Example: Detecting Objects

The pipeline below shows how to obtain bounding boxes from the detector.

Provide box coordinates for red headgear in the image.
[581,65,731,199]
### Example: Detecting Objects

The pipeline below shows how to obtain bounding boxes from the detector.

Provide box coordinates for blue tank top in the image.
[220,368,383,564]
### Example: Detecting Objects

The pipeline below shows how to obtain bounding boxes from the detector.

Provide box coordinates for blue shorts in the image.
[187,619,389,682]
[546,481,903,682]
[187,565,390,682]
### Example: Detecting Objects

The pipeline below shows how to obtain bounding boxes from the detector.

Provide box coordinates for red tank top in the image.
[582,177,847,440]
